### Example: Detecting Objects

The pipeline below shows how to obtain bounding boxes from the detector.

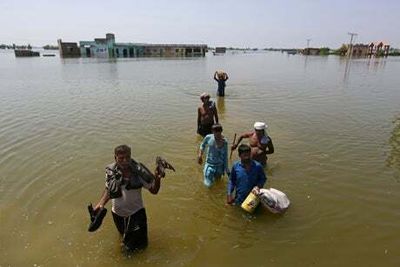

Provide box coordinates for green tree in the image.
[319,47,330,55]
[332,44,348,56]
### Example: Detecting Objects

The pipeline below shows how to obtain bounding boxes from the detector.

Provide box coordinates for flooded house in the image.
[78,33,207,58]
[302,47,320,55]
[368,42,390,57]
[346,44,369,57]
[57,39,81,58]
[346,42,391,57]
[14,50,40,57]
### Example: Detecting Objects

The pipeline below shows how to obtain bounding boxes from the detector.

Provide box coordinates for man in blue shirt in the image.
[227,144,267,205]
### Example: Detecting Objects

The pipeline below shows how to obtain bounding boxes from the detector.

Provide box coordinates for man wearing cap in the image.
[198,124,229,187]
[93,145,163,252]
[197,93,219,137]
[231,122,274,166]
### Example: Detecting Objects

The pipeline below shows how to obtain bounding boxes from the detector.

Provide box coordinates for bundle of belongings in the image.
[258,188,290,214]
[105,157,175,199]
[216,70,228,80]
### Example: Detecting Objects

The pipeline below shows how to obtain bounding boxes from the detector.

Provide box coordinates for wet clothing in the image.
[197,101,217,137]
[112,208,148,251]
[200,134,229,187]
[111,183,152,217]
[216,79,226,96]
[197,122,214,137]
[203,163,225,187]
[104,160,153,251]
[227,160,267,205]
[105,160,153,199]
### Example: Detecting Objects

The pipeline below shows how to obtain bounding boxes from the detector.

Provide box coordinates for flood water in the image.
[1,50,399,266]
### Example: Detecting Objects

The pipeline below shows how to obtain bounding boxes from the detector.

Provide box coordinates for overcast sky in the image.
[1,0,399,48]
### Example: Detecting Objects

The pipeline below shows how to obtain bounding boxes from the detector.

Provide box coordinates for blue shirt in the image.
[227,160,267,205]
[200,134,228,171]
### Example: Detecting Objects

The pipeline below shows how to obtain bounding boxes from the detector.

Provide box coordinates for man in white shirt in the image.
[94,144,162,252]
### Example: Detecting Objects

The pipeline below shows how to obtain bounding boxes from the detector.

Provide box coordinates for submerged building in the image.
[78,33,207,58]
[347,44,369,57]
[57,39,81,58]
[346,41,391,57]
[301,47,320,55]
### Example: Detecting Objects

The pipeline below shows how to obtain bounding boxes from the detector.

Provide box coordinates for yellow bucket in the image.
[241,192,260,213]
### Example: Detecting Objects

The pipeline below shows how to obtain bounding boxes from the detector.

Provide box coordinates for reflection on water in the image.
[387,116,400,172]
[216,96,225,115]
[1,51,400,266]
[343,57,351,82]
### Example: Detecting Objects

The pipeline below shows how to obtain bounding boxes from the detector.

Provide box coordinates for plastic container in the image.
[241,192,260,213]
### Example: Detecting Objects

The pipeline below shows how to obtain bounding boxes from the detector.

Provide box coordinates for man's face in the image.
[255,129,264,138]
[202,97,210,104]
[115,152,130,169]
[239,151,251,164]
[213,129,222,139]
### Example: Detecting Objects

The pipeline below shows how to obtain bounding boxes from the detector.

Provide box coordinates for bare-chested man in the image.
[231,122,274,166]
[197,93,219,137]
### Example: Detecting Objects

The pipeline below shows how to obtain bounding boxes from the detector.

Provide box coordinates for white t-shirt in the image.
[111,177,153,217]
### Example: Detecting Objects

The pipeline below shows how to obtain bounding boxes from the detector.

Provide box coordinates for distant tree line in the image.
[0,43,58,50]
[43,44,58,50]
[0,43,32,50]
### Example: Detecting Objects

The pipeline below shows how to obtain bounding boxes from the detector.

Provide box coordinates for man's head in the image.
[200,92,210,103]
[238,144,251,164]
[254,121,267,137]
[114,145,131,169]
[212,123,223,138]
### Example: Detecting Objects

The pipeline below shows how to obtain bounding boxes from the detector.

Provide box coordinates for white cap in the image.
[254,122,267,130]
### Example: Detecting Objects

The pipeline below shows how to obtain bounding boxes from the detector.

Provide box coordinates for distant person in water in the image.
[214,71,229,96]
[231,122,274,166]
[197,93,219,137]
[198,124,229,187]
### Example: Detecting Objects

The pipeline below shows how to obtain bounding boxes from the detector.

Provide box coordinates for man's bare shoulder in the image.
[242,131,254,138]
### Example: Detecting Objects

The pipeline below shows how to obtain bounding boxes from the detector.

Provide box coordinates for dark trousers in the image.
[217,86,225,96]
[197,123,213,137]
[112,208,148,251]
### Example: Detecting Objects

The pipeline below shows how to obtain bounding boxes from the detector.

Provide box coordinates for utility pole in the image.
[305,39,311,55]
[347,32,357,58]
[306,39,311,48]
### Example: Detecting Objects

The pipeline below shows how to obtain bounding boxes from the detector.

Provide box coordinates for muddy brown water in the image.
[1,50,399,266]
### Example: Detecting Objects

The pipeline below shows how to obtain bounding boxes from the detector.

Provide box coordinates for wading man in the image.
[231,122,274,166]
[198,124,229,187]
[227,144,267,205]
[214,71,229,97]
[94,145,163,252]
[197,92,219,137]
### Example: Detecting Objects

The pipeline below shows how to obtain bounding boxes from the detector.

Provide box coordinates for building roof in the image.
[115,42,207,48]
